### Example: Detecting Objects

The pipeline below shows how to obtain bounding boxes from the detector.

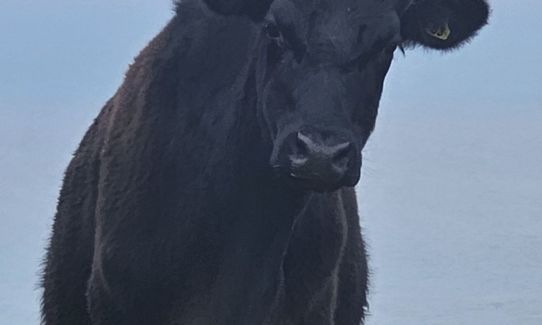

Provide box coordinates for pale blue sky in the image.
[1,1,541,324]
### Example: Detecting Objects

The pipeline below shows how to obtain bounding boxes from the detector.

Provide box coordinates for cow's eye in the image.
[264,22,286,49]
[264,23,282,40]
[264,22,287,65]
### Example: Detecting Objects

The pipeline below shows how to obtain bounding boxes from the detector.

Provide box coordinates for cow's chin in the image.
[288,177,346,193]
[274,167,361,193]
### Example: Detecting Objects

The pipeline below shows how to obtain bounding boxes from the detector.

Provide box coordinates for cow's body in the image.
[41,0,489,324]
[42,7,366,324]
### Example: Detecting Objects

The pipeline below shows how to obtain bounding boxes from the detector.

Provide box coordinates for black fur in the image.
[41,0,489,324]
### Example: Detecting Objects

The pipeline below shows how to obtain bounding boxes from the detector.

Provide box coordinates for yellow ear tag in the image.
[427,24,451,40]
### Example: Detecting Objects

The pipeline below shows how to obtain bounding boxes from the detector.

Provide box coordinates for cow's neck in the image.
[184,53,315,322]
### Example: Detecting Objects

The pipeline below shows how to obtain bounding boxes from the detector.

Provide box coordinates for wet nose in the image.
[289,131,353,183]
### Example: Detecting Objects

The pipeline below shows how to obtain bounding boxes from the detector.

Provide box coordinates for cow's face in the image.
[255,0,400,192]
[204,0,489,192]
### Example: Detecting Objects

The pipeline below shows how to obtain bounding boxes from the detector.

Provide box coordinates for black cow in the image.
[41,0,489,324]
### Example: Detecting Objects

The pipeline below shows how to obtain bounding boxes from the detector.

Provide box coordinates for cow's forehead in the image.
[269,0,405,62]
[269,0,408,18]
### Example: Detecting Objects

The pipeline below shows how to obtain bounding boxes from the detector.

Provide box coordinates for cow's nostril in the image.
[330,143,351,176]
[330,142,352,163]
[296,132,312,155]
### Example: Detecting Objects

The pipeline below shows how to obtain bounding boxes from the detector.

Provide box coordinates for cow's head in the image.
[204,0,489,192]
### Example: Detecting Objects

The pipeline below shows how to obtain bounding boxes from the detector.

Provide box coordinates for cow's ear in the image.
[401,0,489,50]
[202,0,274,21]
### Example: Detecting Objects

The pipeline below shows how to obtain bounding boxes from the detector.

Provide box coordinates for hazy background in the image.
[1,0,541,324]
